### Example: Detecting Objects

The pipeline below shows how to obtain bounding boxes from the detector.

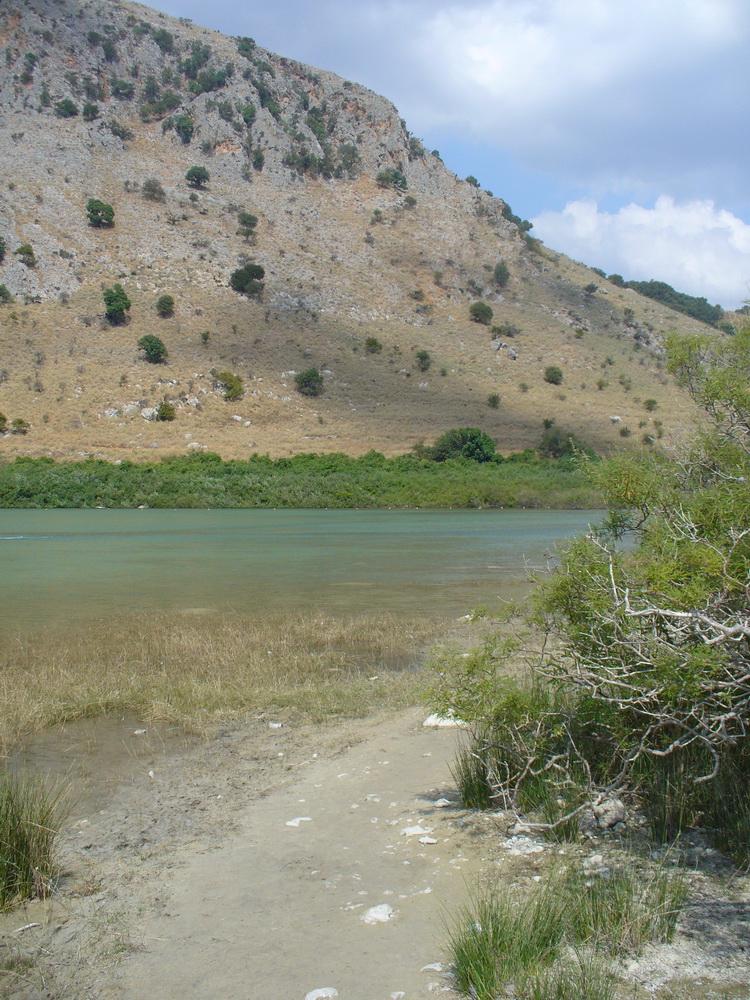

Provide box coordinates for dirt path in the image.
[113,709,478,1000]
[2,709,493,999]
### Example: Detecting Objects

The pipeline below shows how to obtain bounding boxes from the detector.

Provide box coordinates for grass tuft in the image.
[449,862,686,999]
[0,771,67,908]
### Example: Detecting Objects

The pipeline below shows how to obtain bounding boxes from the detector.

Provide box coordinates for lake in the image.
[2,508,600,632]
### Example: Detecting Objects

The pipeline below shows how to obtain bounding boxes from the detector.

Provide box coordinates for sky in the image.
[147,0,750,310]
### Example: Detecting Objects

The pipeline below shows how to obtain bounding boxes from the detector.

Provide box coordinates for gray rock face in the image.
[593,798,627,829]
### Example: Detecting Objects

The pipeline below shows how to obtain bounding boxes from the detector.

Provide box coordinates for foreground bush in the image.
[432,327,750,862]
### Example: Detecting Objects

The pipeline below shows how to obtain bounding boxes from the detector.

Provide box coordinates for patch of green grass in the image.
[449,863,686,999]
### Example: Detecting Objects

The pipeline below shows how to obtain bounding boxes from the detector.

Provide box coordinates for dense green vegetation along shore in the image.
[0,451,600,509]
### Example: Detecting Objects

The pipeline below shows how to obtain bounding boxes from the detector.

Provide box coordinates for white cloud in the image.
[532,197,750,308]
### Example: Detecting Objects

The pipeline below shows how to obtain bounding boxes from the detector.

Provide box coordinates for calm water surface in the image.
[2,509,600,632]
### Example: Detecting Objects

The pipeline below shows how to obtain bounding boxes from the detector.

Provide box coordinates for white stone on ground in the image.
[285,816,312,827]
[361,903,395,924]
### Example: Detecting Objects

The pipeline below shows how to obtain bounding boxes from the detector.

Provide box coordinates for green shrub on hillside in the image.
[14,244,36,267]
[142,178,166,202]
[155,295,175,318]
[470,302,493,325]
[229,263,265,297]
[294,368,324,397]
[364,337,383,354]
[213,371,244,401]
[0,285,13,304]
[55,98,78,118]
[156,400,176,421]
[103,284,131,324]
[376,167,407,190]
[185,165,209,188]
[138,334,168,363]
[86,198,115,228]
[543,366,563,385]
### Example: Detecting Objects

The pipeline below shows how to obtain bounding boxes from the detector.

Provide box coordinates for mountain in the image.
[0,0,708,461]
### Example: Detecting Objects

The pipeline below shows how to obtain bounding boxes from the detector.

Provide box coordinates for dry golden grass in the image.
[0,611,451,751]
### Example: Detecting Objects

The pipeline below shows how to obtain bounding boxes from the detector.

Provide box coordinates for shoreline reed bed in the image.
[0,611,449,752]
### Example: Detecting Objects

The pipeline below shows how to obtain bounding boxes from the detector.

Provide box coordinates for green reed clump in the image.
[0,772,67,908]
[449,863,686,1000]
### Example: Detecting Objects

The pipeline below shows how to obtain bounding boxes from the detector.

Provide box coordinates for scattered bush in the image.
[173,114,195,144]
[415,349,432,372]
[213,370,244,400]
[644,398,658,411]
[543,366,563,385]
[54,98,78,118]
[294,368,324,397]
[0,236,4,263]
[107,119,134,141]
[487,393,500,409]
[185,165,209,187]
[142,177,166,202]
[0,412,6,432]
[470,302,493,325]
[364,336,383,354]
[86,198,114,228]
[138,334,168,363]
[103,283,131,324]
[376,167,407,190]
[493,261,510,287]
[14,244,36,267]
[82,102,100,121]
[229,262,265,297]
[152,28,174,53]
[492,322,519,338]
[109,78,134,99]
[11,418,29,435]
[237,211,258,241]
[0,285,13,304]
[156,400,176,421]
[538,426,595,459]
[429,427,496,463]
[155,294,175,318]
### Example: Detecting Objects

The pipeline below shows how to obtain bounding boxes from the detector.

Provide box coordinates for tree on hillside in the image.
[229,263,265,297]
[294,368,324,397]
[155,294,175,318]
[138,334,168,363]
[103,283,131,324]
[185,165,210,188]
[470,302,493,325]
[86,198,115,228]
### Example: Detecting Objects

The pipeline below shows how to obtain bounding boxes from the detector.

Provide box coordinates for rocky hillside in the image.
[0,0,707,460]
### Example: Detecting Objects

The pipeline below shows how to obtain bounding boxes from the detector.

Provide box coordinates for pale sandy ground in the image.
[2,707,749,1000]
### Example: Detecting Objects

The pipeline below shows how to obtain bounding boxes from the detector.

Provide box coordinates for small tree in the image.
[213,370,244,400]
[55,98,79,118]
[156,400,176,420]
[173,114,195,143]
[138,334,168,363]
[82,102,100,121]
[229,263,265,297]
[469,302,493,325]
[415,349,432,372]
[14,244,36,267]
[237,211,258,241]
[493,261,510,288]
[185,165,209,187]
[430,427,496,463]
[86,198,115,228]
[155,294,175,318]
[376,167,407,190]
[543,365,563,385]
[487,393,500,409]
[103,283,131,324]
[142,178,166,202]
[294,368,324,397]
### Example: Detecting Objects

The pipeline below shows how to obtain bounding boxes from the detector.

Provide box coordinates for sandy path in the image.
[112,710,483,1000]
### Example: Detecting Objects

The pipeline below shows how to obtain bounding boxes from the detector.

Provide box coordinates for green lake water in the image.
[1,508,600,632]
